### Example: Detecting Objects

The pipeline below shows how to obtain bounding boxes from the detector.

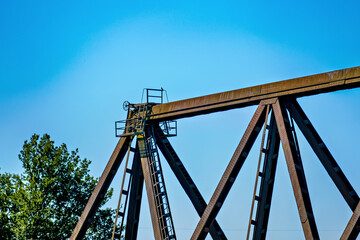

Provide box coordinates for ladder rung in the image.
[118,211,125,217]
[255,195,261,201]
[122,190,129,195]
[140,131,176,240]
[126,168,132,174]
[157,192,165,197]
[251,220,257,225]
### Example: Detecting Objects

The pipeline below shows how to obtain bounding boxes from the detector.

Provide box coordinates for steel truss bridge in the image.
[71,66,360,240]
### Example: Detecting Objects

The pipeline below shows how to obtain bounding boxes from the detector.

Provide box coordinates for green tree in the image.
[0,134,118,239]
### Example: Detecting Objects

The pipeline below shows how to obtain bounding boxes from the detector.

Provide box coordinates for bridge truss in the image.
[71,66,360,240]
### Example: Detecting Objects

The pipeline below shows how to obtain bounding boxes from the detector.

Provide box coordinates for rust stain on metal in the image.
[72,66,360,240]
[150,66,360,121]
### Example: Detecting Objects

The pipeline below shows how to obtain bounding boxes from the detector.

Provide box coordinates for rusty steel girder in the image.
[149,66,360,121]
[71,136,132,240]
[72,66,360,240]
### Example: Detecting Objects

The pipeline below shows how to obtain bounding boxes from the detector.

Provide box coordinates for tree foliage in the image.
[0,134,117,239]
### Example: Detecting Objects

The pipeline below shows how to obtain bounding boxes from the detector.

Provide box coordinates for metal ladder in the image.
[112,146,134,240]
[153,124,226,239]
[289,113,301,164]
[134,104,149,134]
[246,106,271,240]
[143,127,176,240]
[116,103,151,137]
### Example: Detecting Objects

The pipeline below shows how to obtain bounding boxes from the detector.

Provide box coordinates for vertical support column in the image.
[252,113,281,240]
[272,99,319,240]
[138,127,176,240]
[71,136,132,240]
[125,145,144,240]
[191,104,267,240]
[138,134,163,240]
[247,105,270,240]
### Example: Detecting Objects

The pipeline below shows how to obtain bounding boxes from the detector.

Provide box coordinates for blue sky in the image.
[1,1,360,239]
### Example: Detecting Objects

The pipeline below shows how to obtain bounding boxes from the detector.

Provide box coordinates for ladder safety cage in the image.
[143,88,166,104]
[139,126,177,240]
[143,88,177,137]
[159,120,177,137]
[116,88,177,138]
[115,103,151,137]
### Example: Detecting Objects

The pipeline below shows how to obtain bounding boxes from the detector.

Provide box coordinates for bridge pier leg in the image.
[341,200,360,240]
[273,100,320,240]
[191,104,267,240]
[251,113,281,240]
[124,145,144,240]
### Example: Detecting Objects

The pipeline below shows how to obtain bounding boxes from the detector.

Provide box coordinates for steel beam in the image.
[149,66,360,121]
[153,124,227,239]
[272,100,319,240]
[73,66,360,239]
[287,100,360,211]
[137,134,163,240]
[252,113,281,240]
[341,201,360,240]
[70,136,132,240]
[191,104,267,240]
[125,145,144,240]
